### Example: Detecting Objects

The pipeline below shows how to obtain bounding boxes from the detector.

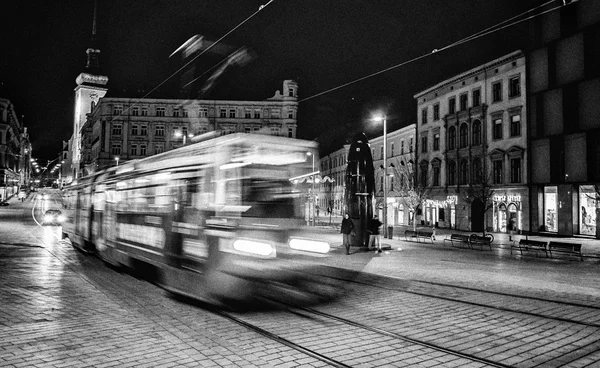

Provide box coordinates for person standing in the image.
[340,213,354,255]
[368,215,383,253]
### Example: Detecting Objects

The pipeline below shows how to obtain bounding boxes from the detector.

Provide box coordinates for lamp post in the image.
[115,156,120,167]
[307,152,315,226]
[374,115,388,238]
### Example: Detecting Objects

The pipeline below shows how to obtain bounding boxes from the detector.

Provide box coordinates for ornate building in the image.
[79,80,298,175]
[0,98,31,199]
[414,51,527,233]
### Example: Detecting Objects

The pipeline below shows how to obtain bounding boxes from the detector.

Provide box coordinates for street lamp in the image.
[307,152,315,226]
[115,156,120,166]
[373,114,388,238]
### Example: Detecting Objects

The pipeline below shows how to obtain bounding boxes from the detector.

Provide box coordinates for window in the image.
[140,125,148,136]
[400,140,404,154]
[448,126,456,150]
[220,109,227,118]
[419,162,428,187]
[391,143,395,156]
[270,127,280,136]
[433,166,440,186]
[141,107,148,116]
[472,120,482,146]
[245,109,252,118]
[492,81,502,102]
[131,124,139,136]
[199,108,208,118]
[421,108,428,125]
[421,135,428,153]
[448,97,456,114]
[288,109,295,119]
[173,108,180,117]
[229,108,236,118]
[271,109,281,118]
[155,125,165,136]
[433,133,440,151]
[380,146,384,159]
[288,88,295,97]
[459,159,468,185]
[112,124,122,136]
[510,115,521,137]
[459,93,468,111]
[472,89,481,107]
[140,145,147,156]
[113,105,123,115]
[433,104,440,121]
[510,158,522,183]
[409,138,413,153]
[459,123,468,148]
[182,109,188,117]
[448,160,456,185]
[132,107,139,116]
[111,144,121,155]
[288,127,293,138]
[154,144,164,155]
[130,144,138,156]
[509,76,521,98]
[254,109,261,118]
[493,118,503,140]
[493,160,503,184]
[472,158,482,183]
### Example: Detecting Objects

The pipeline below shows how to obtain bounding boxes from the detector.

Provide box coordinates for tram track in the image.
[313,267,600,329]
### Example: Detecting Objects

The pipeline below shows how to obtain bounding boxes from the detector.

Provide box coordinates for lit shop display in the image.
[544,186,558,233]
[492,194,521,233]
[579,185,597,236]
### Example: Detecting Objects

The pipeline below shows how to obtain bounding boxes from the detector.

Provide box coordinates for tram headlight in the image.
[232,239,276,257]
[43,215,52,223]
[289,238,330,254]
[57,215,66,223]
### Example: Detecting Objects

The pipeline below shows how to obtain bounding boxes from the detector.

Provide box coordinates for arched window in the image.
[447,160,456,185]
[448,126,456,150]
[459,159,468,185]
[472,157,482,183]
[472,120,481,146]
[459,123,468,148]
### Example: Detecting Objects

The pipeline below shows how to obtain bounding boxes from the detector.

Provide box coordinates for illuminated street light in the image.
[115,156,120,166]
[373,114,388,238]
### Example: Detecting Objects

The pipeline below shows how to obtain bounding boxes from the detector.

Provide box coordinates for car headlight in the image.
[289,238,330,254]
[232,239,276,257]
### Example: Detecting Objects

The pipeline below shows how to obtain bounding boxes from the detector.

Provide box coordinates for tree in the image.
[389,155,432,231]
[461,166,495,237]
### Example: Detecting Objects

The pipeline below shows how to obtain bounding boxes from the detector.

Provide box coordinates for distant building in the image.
[527,1,600,238]
[414,51,527,233]
[79,80,299,175]
[319,145,350,217]
[0,98,31,199]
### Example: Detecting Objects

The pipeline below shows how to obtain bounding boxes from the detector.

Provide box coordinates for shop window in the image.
[580,185,597,236]
[544,186,558,232]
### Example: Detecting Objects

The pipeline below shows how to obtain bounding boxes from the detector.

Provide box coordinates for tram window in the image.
[240,178,297,218]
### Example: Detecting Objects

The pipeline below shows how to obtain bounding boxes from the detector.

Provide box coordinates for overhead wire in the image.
[298,0,562,104]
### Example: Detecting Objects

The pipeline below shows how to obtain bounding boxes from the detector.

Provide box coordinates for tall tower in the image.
[71,0,108,179]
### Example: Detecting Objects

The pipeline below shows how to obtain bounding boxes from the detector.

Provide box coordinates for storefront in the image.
[543,186,558,233]
[492,189,528,234]
[578,185,597,236]
[422,194,457,229]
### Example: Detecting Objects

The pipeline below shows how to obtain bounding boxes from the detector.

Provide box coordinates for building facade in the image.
[0,98,31,199]
[528,1,600,238]
[79,80,299,175]
[318,145,350,217]
[414,51,528,233]
[370,124,417,227]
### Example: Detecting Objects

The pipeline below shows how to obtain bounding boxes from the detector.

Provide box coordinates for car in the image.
[42,209,65,226]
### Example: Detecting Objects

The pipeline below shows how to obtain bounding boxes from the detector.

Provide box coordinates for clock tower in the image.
[71,0,108,179]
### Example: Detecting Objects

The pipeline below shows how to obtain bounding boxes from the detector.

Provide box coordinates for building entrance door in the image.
[471,199,484,232]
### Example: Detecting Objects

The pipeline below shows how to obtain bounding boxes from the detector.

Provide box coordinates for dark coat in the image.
[341,218,354,234]
[368,218,382,235]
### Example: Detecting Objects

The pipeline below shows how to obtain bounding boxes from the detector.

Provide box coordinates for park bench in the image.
[548,241,583,261]
[443,234,471,248]
[510,239,548,257]
[416,231,434,243]
[404,230,418,242]
[469,235,492,250]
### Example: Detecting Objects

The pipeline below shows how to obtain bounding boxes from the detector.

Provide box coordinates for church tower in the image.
[71,0,108,179]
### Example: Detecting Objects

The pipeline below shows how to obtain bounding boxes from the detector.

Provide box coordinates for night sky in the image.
[1,0,547,160]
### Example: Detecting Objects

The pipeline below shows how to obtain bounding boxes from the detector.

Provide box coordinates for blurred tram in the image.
[62,133,332,305]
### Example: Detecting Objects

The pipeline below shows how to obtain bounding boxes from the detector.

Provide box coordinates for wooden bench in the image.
[444,234,471,248]
[548,241,583,261]
[469,235,492,250]
[510,239,548,257]
[416,231,434,243]
[404,230,418,242]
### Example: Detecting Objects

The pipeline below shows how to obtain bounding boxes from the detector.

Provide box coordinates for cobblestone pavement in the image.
[1,193,599,367]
